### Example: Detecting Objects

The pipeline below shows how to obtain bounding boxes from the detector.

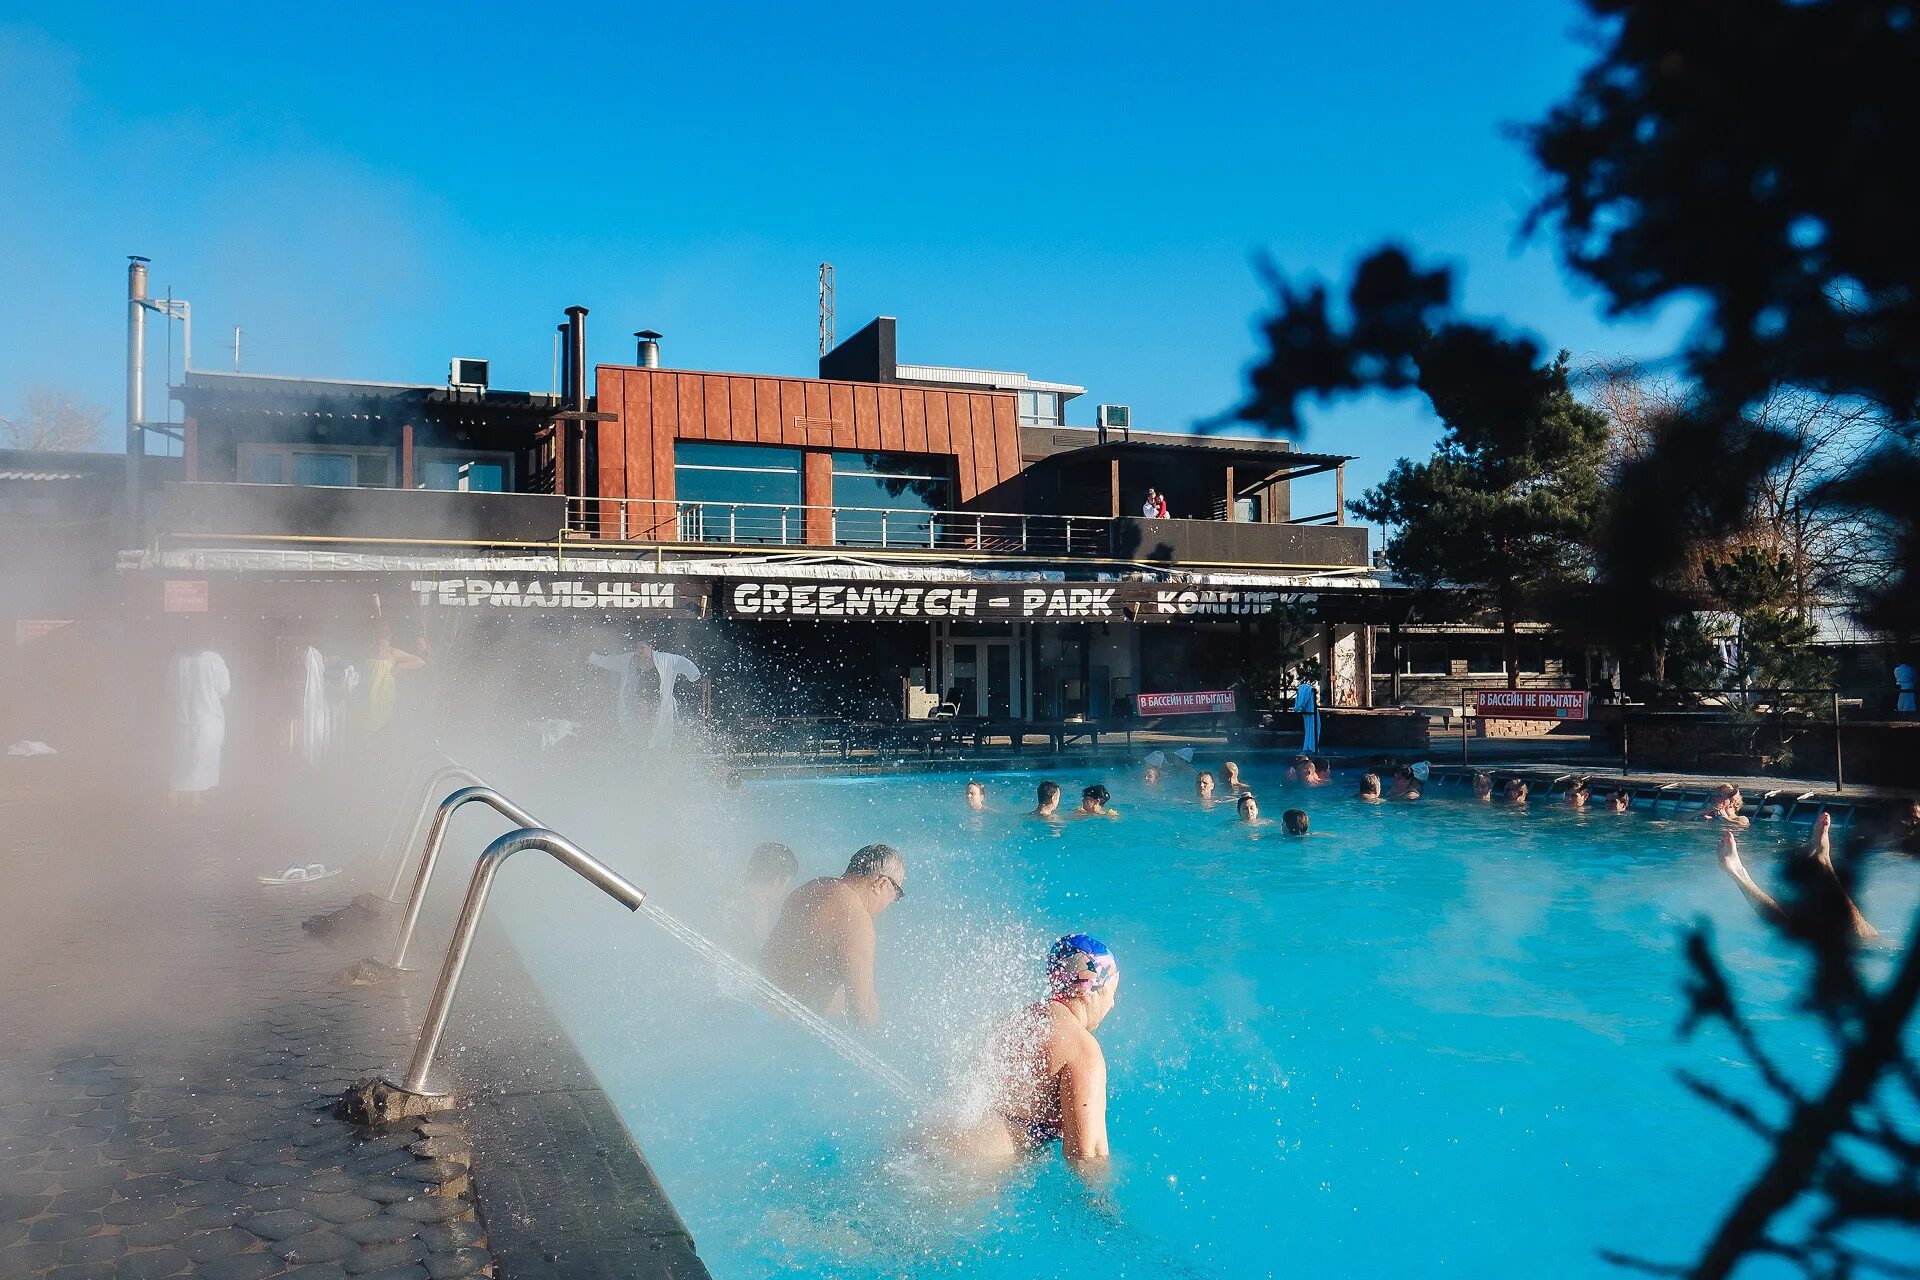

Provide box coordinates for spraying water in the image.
[637,899,920,1102]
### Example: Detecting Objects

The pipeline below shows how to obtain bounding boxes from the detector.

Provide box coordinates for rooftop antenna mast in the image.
[229,325,242,371]
[818,262,835,356]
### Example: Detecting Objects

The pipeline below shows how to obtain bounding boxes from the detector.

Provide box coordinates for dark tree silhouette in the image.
[1226,1,1920,1273]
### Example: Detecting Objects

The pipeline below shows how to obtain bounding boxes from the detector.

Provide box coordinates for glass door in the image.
[941,638,1021,718]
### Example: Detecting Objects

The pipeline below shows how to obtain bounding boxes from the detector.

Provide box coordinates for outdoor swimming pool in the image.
[494,762,1919,1277]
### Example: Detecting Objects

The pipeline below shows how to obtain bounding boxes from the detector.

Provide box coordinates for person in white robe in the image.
[587,639,702,747]
[169,647,232,800]
[1291,678,1322,755]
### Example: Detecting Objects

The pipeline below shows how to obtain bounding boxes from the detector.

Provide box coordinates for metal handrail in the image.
[382,764,487,902]
[391,827,646,1097]
[388,784,542,971]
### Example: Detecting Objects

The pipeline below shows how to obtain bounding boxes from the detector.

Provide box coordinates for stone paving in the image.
[0,766,497,1280]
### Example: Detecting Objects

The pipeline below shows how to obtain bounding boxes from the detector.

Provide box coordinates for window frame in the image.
[416,447,516,493]
[237,443,396,489]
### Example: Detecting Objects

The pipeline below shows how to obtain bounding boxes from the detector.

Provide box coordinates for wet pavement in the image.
[0,767,495,1280]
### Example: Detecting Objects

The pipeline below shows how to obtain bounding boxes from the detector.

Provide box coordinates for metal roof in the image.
[892,363,1086,397]
[1034,436,1353,469]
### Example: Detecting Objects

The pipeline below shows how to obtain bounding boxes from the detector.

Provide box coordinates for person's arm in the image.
[587,652,625,674]
[1058,1038,1111,1168]
[840,909,881,1026]
[388,647,426,671]
[1718,830,1789,927]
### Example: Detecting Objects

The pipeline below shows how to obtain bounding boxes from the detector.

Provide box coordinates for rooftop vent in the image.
[634,329,662,369]
[449,358,490,392]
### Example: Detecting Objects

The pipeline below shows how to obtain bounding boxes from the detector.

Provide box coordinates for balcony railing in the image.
[566,498,1372,569]
[568,498,1112,557]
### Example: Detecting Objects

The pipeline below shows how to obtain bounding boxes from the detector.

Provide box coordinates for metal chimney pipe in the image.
[125,256,150,535]
[564,306,589,509]
[566,306,589,411]
[634,329,662,369]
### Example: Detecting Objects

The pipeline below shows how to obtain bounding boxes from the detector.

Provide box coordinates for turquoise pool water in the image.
[495,763,1918,1278]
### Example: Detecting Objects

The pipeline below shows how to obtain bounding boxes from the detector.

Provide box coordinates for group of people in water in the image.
[722,753,1920,1177]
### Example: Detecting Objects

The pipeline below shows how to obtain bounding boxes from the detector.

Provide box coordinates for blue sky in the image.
[0,1,1689,505]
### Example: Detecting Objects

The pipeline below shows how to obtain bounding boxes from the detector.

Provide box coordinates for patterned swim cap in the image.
[1047,934,1118,998]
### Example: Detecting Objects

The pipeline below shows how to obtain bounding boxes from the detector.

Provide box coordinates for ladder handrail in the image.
[383,763,488,902]
[389,784,542,971]
[393,827,646,1097]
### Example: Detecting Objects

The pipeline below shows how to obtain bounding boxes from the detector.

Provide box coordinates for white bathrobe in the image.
[588,648,702,747]
[1292,680,1321,755]
[169,649,232,793]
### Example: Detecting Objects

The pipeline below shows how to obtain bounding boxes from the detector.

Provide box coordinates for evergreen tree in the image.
[1351,344,1609,688]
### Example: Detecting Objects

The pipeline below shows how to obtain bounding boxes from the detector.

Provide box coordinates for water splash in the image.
[637,899,920,1102]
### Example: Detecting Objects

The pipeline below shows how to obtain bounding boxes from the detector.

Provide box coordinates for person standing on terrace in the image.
[761,844,907,1025]
[587,636,702,748]
[1895,657,1916,715]
[1716,814,1878,942]
[1141,488,1162,518]
[1292,677,1322,754]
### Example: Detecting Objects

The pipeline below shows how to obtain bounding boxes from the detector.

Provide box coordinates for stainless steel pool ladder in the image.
[382,762,489,902]
[389,826,646,1097]
[387,783,543,971]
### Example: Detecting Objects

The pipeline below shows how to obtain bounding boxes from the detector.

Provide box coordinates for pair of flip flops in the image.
[257,863,341,886]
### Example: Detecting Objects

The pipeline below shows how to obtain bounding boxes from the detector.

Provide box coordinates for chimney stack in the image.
[634,329,662,369]
[125,255,151,536]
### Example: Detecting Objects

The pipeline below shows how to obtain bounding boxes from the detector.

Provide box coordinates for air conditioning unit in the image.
[1097,403,1130,434]
[449,357,490,392]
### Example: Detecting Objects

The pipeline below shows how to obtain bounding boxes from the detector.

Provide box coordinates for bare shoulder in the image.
[1044,1006,1101,1070]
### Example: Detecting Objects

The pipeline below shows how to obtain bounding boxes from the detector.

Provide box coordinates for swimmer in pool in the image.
[1471,772,1494,802]
[1282,808,1310,835]
[760,843,906,1025]
[723,841,798,951]
[1236,793,1267,824]
[1142,764,1162,787]
[1606,789,1631,813]
[1564,780,1590,810]
[1196,771,1218,805]
[1503,778,1530,806]
[1386,765,1423,801]
[965,780,988,812]
[1077,785,1120,818]
[1699,784,1751,829]
[1031,780,1062,820]
[1288,754,1328,785]
[1221,761,1251,794]
[1716,814,1877,941]
[940,934,1120,1175]
[1357,772,1383,803]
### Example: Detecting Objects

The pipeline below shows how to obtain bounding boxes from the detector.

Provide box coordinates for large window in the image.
[1018,391,1061,427]
[1401,642,1451,676]
[831,451,951,546]
[418,449,513,492]
[240,444,394,488]
[673,442,802,543]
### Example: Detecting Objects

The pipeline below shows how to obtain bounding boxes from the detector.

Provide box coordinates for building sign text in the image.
[1136,690,1237,717]
[1472,689,1589,721]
